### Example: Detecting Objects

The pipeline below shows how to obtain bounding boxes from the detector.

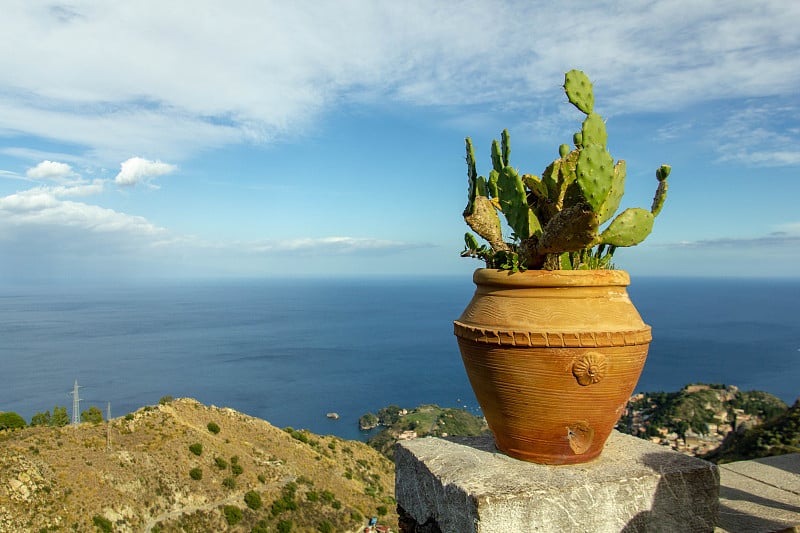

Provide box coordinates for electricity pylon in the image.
[71,379,82,425]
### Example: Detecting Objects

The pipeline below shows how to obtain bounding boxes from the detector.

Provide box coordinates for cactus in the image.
[462,69,671,270]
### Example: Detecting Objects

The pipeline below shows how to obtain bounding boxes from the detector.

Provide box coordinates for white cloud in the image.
[0,1,798,163]
[51,179,105,198]
[114,157,176,187]
[660,232,800,249]
[247,237,423,255]
[774,222,800,235]
[0,188,157,234]
[0,179,426,280]
[712,104,800,167]
[26,160,75,181]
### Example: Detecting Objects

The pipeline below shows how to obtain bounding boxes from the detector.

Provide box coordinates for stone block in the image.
[717,453,800,532]
[395,431,719,532]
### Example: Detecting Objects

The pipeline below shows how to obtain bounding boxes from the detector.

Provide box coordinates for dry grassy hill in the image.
[0,398,396,532]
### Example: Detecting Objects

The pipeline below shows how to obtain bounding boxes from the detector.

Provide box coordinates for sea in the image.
[0,276,797,441]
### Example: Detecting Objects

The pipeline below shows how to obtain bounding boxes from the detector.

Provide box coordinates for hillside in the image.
[617,384,790,457]
[0,398,396,533]
[703,399,800,463]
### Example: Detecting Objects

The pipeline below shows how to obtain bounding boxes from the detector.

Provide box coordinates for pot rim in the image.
[472,268,630,288]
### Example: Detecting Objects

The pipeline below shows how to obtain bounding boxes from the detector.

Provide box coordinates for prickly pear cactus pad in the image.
[461,69,671,271]
[564,69,594,114]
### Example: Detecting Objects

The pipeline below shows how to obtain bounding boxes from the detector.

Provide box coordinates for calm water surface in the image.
[1,276,797,440]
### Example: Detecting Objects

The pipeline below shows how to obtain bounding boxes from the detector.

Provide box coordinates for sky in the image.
[1,1,799,283]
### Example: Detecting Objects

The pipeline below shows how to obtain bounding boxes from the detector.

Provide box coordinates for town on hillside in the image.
[615,383,790,456]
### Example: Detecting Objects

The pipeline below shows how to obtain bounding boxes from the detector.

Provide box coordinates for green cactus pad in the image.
[476,176,488,197]
[597,160,626,225]
[523,174,548,202]
[559,144,570,158]
[488,170,499,198]
[573,132,583,148]
[491,139,504,172]
[497,166,541,239]
[464,232,481,250]
[557,149,580,209]
[464,138,479,215]
[581,113,608,148]
[541,160,560,201]
[599,208,654,247]
[651,179,668,217]
[576,144,614,213]
[656,164,671,181]
[501,129,510,167]
[564,69,594,114]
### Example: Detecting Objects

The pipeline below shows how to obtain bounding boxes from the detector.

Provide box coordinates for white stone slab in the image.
[396,431,720,533]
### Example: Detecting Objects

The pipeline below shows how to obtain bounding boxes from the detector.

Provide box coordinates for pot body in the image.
[454,269,651,464]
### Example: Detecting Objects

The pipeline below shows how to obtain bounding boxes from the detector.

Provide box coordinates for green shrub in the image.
[81,406,104,424]
[189,443,203,456]
[0,412,26,430]
[222,477,236,489]
[189,467,203,480]
[320,489,335,503]
[214,457,228,469]
[30,411,51,427]
[271,483,298,516]
[252,520,270,533]
[51,406,69,427]
[277,520,293,533]
[207,421,220,434]
[231,463,243,476]
[290,430,309,444]
[92,515,113,533]
[377,505,388,516]
[306,491,319,502]
[332,500,341,509]
[318,521,334,533]
[223,505,242,526]
[244,490,262,510]
[124,413,135,421]
[271,496,297,516]
[158,396,173,405]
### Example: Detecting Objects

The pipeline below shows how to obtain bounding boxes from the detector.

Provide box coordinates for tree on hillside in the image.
[359,412,379,430]
[51,406,69,427]
[0,412,27,430]
[377,405,402,425]
[30,410,51,426]
[81,406,103,424]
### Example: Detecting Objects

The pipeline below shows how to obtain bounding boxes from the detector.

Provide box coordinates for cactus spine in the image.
[462,69,671,270]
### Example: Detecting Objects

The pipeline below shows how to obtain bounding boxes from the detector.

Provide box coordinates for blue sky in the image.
[1,1,799,282]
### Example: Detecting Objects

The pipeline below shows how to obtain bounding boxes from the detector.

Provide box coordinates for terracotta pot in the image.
[454,268,651,464]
